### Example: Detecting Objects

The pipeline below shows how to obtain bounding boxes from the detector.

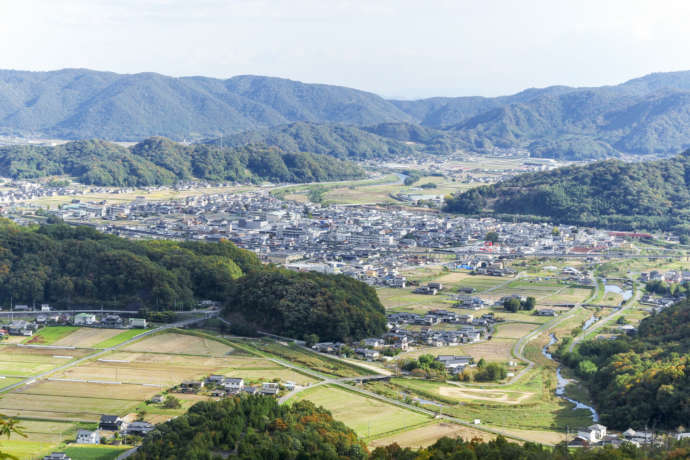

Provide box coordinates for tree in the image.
[485,231,499,244]
[303,333,320,347]
[503,298,521,312]
[524,296,536,311]
[0,414,23,460]
[163,395,181,409]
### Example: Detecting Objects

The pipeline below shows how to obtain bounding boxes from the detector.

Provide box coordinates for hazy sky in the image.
[1,0,689,98]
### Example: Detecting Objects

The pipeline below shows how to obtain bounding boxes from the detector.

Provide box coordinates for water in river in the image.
[542,334,599,422]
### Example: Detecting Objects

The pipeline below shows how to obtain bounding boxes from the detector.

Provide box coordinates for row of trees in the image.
[503,296,536,312]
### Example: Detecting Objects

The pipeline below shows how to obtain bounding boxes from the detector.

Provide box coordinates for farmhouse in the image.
[126,421,155,436]
[74,313,97,325]
[261,382,279,396]
[8,320,33,335]
[222,378,244,392]
[129,318,147,328]
[99,415,125,431]
[75,429,100,444]
[42,453,71,460]
[536,309,558,316]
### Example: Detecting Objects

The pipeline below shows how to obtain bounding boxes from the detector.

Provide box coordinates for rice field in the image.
[122,332,233,356]
[293,385,430,440]
[52,328,127,347]
[368,422,496,448]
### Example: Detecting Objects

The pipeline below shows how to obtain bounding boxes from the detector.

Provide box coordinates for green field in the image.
[93,329,150,348]
[64,445,132,459]
[294,385,430,440]
[23,326,78,345]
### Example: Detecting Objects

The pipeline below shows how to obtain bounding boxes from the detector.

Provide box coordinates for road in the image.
[0,316,209,395]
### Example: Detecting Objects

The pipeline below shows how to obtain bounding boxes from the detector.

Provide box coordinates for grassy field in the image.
[293,385,430,440]
[250,341,372,377]
[224,368,318,385]
[93,329,150,348]
[122,332,233,356]
[63,446,132,460]
[22,326,79,345]
[0,346,93,377]
[0,440,59,460]
[368,421,496,448]
[393,378,535,405]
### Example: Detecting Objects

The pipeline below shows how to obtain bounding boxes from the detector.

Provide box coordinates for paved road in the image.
[0,316,209,395]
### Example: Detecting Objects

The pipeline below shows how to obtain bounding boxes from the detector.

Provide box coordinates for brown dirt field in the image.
[497,427,565,445]
[0,393,139,416]
[460,338,516,362]
[369,422,496,448]
[493,322,539,339]
[438,386,534,404]
[0,345,92,359]
[52,328,124,347]
[122,333,233,356]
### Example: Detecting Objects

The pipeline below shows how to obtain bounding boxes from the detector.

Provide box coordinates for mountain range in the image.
[1,68,690,159]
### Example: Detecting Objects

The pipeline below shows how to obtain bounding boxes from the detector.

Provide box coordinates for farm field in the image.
[63,445,132,460]
[122,332,233,355]
[293,385,430,440]
[0,346,91,378]
[368,422,496,448]
[22,326,78,345]
[224,368,318,386]
[20,380,161,400]
[493,322,539,339]
[52,328,127,347]
[399,337,517,363]
[0,393,140,421]
[93,329,151,348]
[392,378,535,405]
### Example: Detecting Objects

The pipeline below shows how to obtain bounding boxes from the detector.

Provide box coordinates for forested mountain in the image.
[0,69,411,140]
[444,151,690,234]
[0,221,385,341]
[216,122,465,159]
[0,137,365,186]
[2,68,690,158]
[558,299,690,430]
[131,395,690,459]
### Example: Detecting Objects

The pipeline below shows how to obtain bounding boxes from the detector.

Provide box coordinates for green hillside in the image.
[559,299,690,429]
[0,221,385,341]
[0,137,365,186]
[445,151,690,234]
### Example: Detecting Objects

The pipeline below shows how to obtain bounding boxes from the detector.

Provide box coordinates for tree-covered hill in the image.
[0,137,365,186]
[558,299,690,430]
[219,122,416,160]
[444,151,690,234]
[0,221,386,341]
[132,396,368,460]
[130,395,690,460]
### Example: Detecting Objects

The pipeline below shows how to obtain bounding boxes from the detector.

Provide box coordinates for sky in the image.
[0,0,689,99]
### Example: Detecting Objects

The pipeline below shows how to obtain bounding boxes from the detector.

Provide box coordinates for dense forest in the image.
[0,137,365,186]
[132,396,368,460]
[130,395,690,460]
[0,221,385,341]
[445,151,690,234]
[225,269,386,342]
[557,299,690,430]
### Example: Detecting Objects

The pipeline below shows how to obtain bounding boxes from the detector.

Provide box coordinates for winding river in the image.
[542,334,599,422]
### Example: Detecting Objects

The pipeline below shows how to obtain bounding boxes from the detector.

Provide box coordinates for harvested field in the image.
[438,386,534,404]
[368,422,496,448]
[20,380,161,400]
[53,328,125,347]
[493,322,539,339]
[224,368,317,385]
[294,385,430,439]
[122,332,233,356]
[0,393,140,418]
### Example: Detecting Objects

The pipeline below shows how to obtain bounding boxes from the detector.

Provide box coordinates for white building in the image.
[75,429,100,444]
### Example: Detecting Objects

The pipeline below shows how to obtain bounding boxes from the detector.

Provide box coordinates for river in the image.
[542,334,599,422]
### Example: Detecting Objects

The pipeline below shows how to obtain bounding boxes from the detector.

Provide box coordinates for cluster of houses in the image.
[172,376,294,398]
[569,424,690,448]
[0,314,147,338]
[0,179,647,291]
